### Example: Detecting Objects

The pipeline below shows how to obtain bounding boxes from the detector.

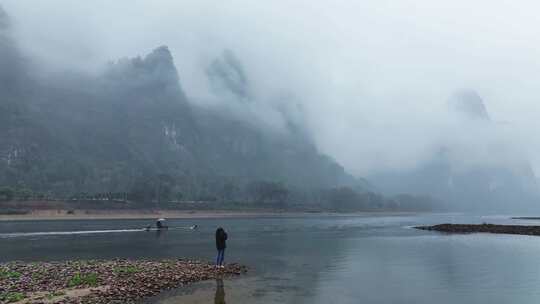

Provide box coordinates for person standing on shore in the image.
[215,227,228,268]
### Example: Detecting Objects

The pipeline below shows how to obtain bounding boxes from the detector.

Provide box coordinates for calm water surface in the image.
[2,213,540,303]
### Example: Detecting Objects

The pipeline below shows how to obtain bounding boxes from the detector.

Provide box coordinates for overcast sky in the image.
[4,0,540,176]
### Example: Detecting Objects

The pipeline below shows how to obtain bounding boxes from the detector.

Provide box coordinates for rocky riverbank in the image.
[511,217,540,220]
[415,223,540,236]
[0,259,247,304]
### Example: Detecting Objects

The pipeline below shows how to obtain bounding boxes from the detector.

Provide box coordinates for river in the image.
[2,213,540,303]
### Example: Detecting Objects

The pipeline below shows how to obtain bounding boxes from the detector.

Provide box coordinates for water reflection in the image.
[214,279,225,304]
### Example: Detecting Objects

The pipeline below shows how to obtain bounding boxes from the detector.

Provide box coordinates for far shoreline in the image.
[415,223,540,236]
[0,209,420,221]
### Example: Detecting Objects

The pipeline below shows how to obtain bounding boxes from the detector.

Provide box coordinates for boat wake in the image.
[0,226,197,238]
[0,229,143,238]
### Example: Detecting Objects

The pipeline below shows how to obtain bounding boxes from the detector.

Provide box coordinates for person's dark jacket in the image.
[215,228,228,250]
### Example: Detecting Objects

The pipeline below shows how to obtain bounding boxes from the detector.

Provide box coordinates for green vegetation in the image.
[0,209,30,215]
[0,292,25,303]
[0,181,437,212]
[0,270,21,279]
[0,186,14,201]
[0,186,48,202]
[114,266,140,275]
[68,273,99,287]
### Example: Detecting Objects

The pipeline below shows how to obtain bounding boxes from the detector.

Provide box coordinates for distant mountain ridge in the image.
[369,90,539,211]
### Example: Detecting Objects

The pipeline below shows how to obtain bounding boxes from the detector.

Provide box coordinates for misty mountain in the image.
[0,6,51,185]
[448,89,491,121]
[207,49,250,101]
[369,90,539,211]
[0,6,355,199]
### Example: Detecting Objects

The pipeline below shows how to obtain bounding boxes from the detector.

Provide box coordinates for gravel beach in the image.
[0,259,247,304]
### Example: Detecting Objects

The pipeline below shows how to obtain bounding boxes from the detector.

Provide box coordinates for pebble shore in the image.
[0,259,247,304]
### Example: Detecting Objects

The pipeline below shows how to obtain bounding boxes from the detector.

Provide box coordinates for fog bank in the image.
[4,0,540,179]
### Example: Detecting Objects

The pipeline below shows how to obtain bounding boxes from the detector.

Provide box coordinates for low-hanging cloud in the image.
[3,0,540,178]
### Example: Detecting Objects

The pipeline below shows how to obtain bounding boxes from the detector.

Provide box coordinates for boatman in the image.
[156,218,167,229]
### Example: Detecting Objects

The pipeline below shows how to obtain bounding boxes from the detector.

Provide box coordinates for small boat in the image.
[144,218,168,231]
[156,218,168,229]
[143,219,198,231]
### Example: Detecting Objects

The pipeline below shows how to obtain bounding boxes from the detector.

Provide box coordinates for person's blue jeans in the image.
[216,249,225,266]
